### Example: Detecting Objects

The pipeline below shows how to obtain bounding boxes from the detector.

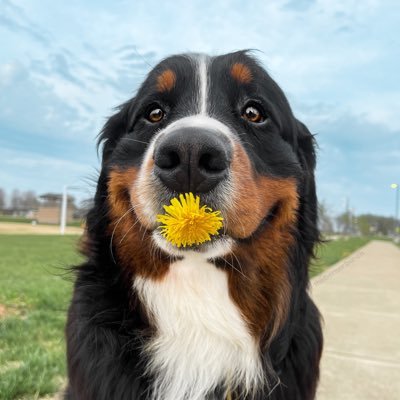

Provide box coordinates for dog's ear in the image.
[295,119,319,250]
[97,101,132,163]
[296,120,316,173]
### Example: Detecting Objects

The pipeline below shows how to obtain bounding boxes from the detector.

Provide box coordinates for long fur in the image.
[65,51,323,400]
[134,253,263,400]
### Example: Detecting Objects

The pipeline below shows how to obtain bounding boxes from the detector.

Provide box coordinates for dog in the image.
[65,50,323,400]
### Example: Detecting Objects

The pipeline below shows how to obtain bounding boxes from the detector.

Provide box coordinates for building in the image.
[35,193,75,224]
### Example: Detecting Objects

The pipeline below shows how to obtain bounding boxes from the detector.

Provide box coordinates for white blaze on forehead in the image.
[197,55,208,115]
[156,114,235,142]
[132,55,237,230]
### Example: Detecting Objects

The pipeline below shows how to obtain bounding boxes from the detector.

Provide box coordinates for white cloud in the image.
[4,154,88,172]
[0,61,23,86]
[0,147,96,200]
[0,0,399,216]
[348,93,400,132]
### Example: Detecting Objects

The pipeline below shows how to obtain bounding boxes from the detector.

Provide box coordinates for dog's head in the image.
[97,51,317,341]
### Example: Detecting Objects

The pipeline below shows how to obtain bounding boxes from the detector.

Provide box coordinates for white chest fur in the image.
[133,253,263,400]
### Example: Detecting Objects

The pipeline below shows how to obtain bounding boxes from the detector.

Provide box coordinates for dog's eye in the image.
[147,107,165,123]
[242,105,265,123]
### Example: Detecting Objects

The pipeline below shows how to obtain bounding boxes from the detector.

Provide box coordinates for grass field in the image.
[309,236,371,277]
[0,216,84,227]
[0,235,82,400]
[0,216,35,224]
[0,234,371,399]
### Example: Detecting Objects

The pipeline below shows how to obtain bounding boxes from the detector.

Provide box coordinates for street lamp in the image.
[60,185,68,235]
[391,183,399,238]
[60,184,81,235]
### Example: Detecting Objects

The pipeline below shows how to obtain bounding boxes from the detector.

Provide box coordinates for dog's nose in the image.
[154,127,232,193]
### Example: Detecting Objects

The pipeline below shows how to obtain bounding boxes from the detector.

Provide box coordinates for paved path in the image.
[311,240,400,400]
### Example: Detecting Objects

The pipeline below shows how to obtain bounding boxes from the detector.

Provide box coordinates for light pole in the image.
[60,184,81,235]
[60,185,68,235]
[391,183,399,238]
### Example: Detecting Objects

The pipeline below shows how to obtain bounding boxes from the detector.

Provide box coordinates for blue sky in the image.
[0,0,399,216]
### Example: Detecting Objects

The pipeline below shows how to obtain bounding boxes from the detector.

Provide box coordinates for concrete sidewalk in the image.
[311,240,400,400]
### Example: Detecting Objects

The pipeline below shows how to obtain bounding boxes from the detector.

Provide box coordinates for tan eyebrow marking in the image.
[231,63,252,84]
[156,69,176,92]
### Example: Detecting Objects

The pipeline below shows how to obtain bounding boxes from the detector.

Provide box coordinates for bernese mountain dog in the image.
[65,51,323,400]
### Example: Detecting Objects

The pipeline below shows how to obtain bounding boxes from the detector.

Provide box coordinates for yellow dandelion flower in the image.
[156,192,223,248]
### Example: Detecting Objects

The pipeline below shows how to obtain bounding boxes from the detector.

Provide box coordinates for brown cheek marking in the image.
[225,142,298,343]
[231,63,252,84]
[225,144,264,238]
[156,69,176,92]
[107,168,170,280]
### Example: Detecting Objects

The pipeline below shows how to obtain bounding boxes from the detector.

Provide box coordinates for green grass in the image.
[0,216,84,227]
[309,236,371,277]
[0,235,82,400]
[0,216,34,224]
[66,220,84,227]
[0,234,372,399]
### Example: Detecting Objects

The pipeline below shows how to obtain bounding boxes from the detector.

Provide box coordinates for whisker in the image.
[222,255,248,280]
[267,377,282,397]
[119,218,141,245]
[230,250,245,277]
[230,207,247,238]
[149,236,163,276]
[110,206,135,264]
[140,221,148,243]
[220,209,229,236]
[237,132,256,149]
[121,137,150,145]
[149,240,160,271]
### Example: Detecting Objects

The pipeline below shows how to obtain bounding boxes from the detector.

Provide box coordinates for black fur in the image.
[65,51,322,399]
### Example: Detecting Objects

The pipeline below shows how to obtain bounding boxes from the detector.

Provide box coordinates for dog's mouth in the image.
[152,229,233,258]
[130,173,283,258]
[151,194,229,257]
[150,201,281,258]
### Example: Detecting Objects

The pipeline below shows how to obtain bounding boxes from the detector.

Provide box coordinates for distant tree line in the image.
[319,201,398,236]
[0,188,88,220]
[0,188,5,210]
[0,188,397,235]
[0,188,39,210]
[349,213,397,236]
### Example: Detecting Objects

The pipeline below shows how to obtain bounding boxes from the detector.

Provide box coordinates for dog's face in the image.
[101,51,316,340]
[104,51,312,254]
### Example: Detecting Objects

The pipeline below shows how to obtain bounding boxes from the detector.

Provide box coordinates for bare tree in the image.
[318,201,334,234]
[336,211,353,235]
[357,214,396,236]
[0,188,5,210]
[11,189,21,210]
[21,190,39,209]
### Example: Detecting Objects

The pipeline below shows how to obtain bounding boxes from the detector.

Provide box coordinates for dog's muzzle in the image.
[153,127,232,193]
